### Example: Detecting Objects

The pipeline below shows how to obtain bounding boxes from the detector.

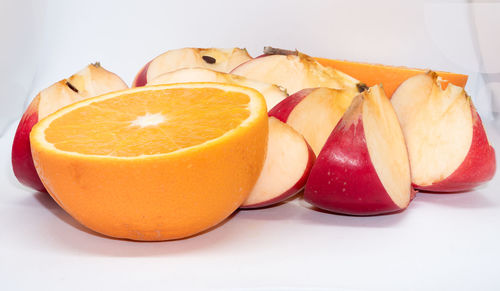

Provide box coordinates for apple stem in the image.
[263,46,298,56]
[92,62,101,68]
[263,46,367,93]
[65,81,79,93]
[357,83,369,93]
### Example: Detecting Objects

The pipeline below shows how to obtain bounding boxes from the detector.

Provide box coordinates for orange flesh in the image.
[45,88,250,157]
[29,83,268,241]
[316,58,468,97]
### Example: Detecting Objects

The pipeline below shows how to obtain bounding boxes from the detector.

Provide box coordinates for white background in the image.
[1,0,500,290]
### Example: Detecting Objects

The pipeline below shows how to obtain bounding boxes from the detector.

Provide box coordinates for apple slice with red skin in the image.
[269,87,360,156]
[391,71,496,192]
[304,85,414,215]
[241,117,315,209]
[148,67,287,110]
[132,60,151,88]
[231,49,363,95]
[12,63,128,192]
[133,47,252,87]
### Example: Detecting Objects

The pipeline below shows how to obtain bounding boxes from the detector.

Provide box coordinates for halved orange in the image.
[30,83,268,241]
[315,58,468,97]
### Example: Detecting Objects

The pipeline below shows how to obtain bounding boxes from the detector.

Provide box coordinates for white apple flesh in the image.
[12,63,128,192]
[241,117,315,209]
[304,85,414,215]
[391,71,496,192]
[269,87,359,155]
[133,47,252,87]
[148,68,287,110]
[231,50,361,94]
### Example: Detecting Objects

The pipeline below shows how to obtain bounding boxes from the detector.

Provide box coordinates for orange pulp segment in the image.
[44,87,251,156]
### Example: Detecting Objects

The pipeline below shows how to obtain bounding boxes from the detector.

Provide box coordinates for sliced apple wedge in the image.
[133,47,252,87]
[241,117,315,209]
[269,87,359,155]
[12,63,128,192]
[391,71,496,192]
[231,48,363,94]
[148,68,287,109]
[304,85,414,215]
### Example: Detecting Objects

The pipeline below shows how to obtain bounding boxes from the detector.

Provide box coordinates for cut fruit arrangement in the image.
[11,46,496,241]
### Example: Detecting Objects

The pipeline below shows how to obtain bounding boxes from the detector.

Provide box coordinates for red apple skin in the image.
[227,54,274,79]
[132,60,151,87]
[241,143,316,209]
[229,57,254,74]
[12,64,128,193]
[268,88,317,122]
[304,116,410,215]
[229,53,292,75]
[251,54,272,60]
[11,95,46,192]
[416,106,496,192]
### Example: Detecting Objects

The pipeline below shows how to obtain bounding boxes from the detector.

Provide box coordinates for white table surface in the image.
[1,118,499,291]
[1,0,499,289]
